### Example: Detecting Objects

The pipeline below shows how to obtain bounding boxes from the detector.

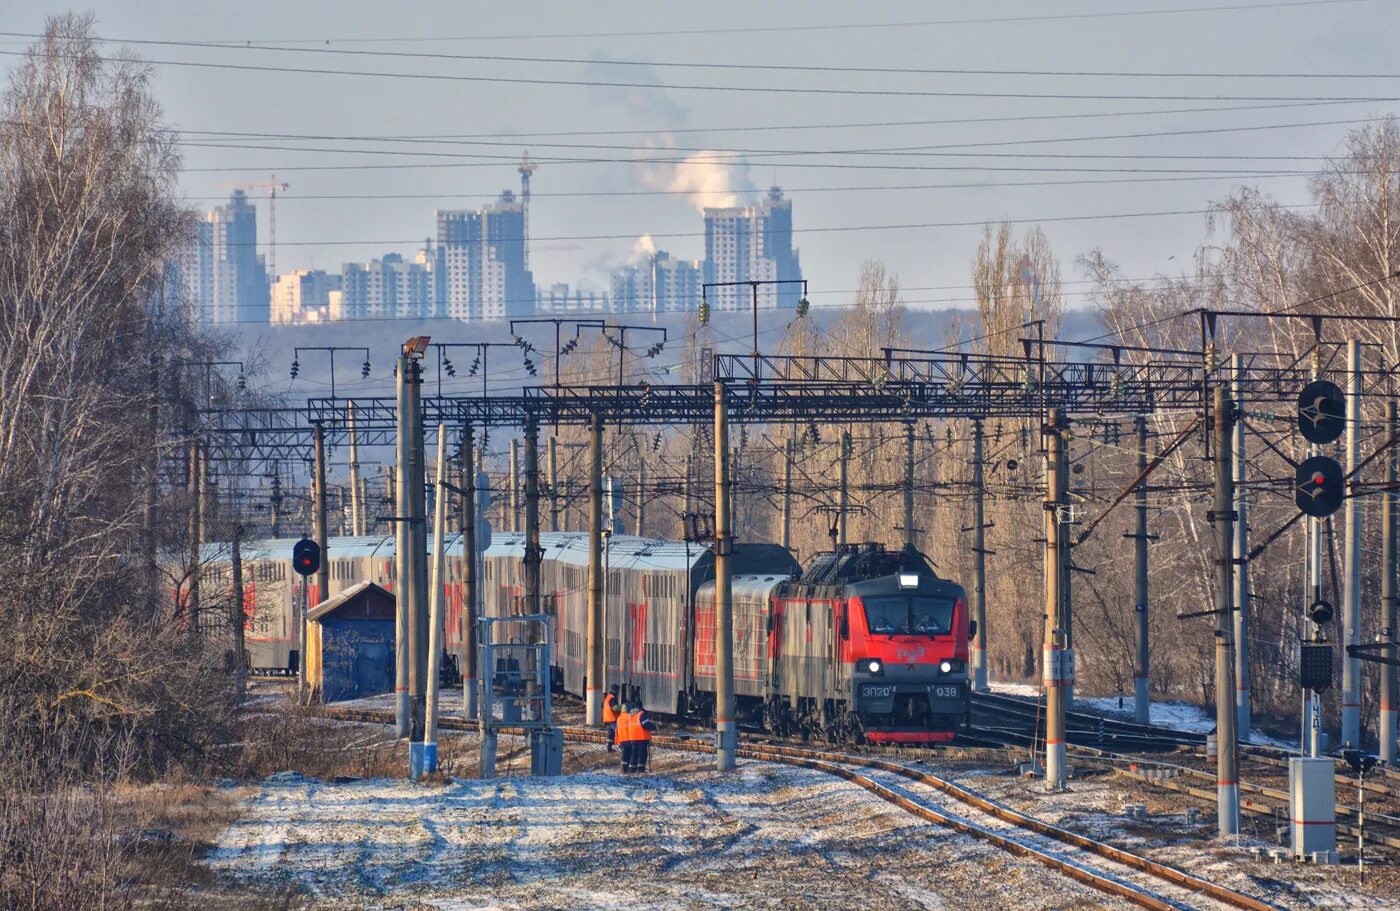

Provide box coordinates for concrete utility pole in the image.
[186,438,202,646]
[198,445,212,543]
[144,355,160,613]
[394,353,410,737]
[523,412,543,720]
[1342,339,1362,748]
[406,349,429,776]
[524,415,542,615]
[1231,354,1252,740]
[1043,408,1069,791]
[1212,386,1240,838]
[1133,415,1152,724]
[1061,447,1074,709]
[635,458,647,537]
[903,422,916,550]
[838,430,850,548]
[313,422,329,609]
[348,402,362,536]
[548,435,559,532]
[1383,403,1394,766]
[269,475,282,539]
[509,438,520,534]
[715,381,737,771]
[424,425,448,776]
[781,437,794,552]
[1383,399,1398,766]
[585,412,604,726]
[971,419,988,692]
[461,426,479,720]
[231,521,247,701]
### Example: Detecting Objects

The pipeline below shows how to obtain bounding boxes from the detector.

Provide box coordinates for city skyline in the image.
[188,166,804,323]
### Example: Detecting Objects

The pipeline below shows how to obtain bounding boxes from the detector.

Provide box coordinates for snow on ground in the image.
[988,680,1298,749]
[941,762,1400,911]
[208,754,1140,911]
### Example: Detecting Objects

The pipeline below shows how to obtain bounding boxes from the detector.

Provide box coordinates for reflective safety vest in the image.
[614,710,633,745]
[633,709,653,742]
[602,693,618,723]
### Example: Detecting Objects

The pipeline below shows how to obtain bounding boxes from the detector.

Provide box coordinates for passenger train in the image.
[198,532,972,743]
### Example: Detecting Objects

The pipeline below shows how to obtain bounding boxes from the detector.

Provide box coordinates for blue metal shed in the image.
[307,581,396,703]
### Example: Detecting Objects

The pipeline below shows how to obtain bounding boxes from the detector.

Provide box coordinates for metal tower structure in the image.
[518,152,537,272]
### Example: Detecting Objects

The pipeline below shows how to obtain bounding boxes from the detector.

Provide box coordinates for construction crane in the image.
[224,175,289,278]
[518,152,536,271]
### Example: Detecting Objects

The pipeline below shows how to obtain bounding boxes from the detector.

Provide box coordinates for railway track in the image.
[320,704,1282,911]
[966,691,1400,852]
[971,691,1206,752]
[1110,751,1400,851]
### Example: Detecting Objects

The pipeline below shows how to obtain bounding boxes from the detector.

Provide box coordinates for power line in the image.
[154,114,1392,156]
[215,202,1316,247]
[172,137,1345,163]
[3,49,1395,104]
[171,173,1329,203]
[22,23,1399,80]
[161,102,1400,143]
[79,1,1358,43]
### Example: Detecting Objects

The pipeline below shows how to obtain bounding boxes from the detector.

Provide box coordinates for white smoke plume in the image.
[660,152,753,212]
[639,143,754,213]
[632,233,657,260]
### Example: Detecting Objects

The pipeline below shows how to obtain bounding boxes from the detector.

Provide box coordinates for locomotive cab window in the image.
[862,595,955,636]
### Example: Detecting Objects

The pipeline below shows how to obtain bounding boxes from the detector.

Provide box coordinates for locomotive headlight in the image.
[863,659,883,675]
[940,660,953,674]
[898,573,919,590]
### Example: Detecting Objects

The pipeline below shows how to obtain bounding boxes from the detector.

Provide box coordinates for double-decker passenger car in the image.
[200,533,969,742]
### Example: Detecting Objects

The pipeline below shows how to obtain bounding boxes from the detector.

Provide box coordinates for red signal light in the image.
[1314,474,1325,485]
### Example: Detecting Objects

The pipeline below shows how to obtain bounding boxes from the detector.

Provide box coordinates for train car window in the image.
[862,595,955,635]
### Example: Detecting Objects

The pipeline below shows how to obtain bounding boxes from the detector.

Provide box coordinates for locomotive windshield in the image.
[862,595,955,636]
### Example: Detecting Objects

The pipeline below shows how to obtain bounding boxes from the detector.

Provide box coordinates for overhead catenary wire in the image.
[197,202,1322,248]
[19,23,1399,81]
[30,2,1360,43]
[3,49,1397,104]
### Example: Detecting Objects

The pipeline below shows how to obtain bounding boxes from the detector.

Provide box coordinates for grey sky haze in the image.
[6,0,1399,315]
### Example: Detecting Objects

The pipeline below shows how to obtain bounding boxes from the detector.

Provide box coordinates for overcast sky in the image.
[7,1,1400,316]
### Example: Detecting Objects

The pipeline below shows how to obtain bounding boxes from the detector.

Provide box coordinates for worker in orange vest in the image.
[629,702,654,773]
[614,702,634,772]
[602,685,620,752]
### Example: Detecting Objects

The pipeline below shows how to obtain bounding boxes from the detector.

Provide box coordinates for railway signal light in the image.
[1343,749,1378,775]
[1308,599,1334,626]
[1300,641,1333,692]
[1295,455,1344,518]
[292,538,321,577]
[1298,379,1346,445]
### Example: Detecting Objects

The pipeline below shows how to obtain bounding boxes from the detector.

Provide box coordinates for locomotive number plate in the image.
[862,685,894,698]
[931,685,960,699]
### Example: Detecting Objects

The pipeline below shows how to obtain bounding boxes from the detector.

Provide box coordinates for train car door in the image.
[834,599,851,698]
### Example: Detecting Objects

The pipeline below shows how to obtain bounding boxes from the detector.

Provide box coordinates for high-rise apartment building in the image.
[436,189,535,321]
[610,251,702,315]
[271,269,341,323]
[182,190,270,324]
[537,282,608,314]
[702,186,802,311]
[340,253,434,321]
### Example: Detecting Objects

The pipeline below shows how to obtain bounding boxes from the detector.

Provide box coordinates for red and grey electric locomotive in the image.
[203,532,971,743]
[763,543,971,743]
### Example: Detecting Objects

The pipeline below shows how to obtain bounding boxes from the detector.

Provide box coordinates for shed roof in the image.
[308,580,396,623]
